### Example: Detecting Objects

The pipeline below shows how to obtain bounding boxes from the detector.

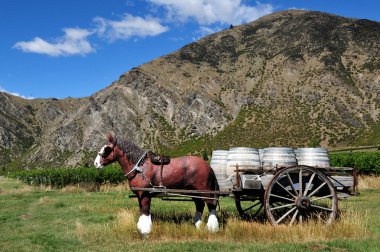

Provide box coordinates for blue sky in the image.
[1,0,379,99]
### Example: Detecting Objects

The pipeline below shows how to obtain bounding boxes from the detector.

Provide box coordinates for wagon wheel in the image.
[235,194,264,220]
[264,166,338,225]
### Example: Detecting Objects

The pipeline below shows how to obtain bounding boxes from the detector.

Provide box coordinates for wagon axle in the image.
[296,196,311,211]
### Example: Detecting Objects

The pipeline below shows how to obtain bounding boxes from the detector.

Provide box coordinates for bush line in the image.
[7,152,379,187]
[7,166,126,188]
[329,151,380,174]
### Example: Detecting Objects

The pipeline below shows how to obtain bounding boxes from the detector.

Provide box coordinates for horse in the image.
[94,132,219,235]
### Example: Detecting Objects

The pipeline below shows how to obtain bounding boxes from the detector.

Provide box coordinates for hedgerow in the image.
[7,151,379,187]
[330,151,380,174]
[7,166,126,188]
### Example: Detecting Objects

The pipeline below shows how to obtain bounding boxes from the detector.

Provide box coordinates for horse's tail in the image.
[208,165,219,196]
[212,168,220,192]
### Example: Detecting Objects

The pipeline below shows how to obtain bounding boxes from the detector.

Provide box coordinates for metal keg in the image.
[226,147,261,175]
[210,150,229,181]
[296,148,330,167]
[262,147,297,172]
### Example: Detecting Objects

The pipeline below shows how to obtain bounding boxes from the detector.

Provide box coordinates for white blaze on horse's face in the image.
[94,145,106,168]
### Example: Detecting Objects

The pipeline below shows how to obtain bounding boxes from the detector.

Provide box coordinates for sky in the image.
[0,0,379,99]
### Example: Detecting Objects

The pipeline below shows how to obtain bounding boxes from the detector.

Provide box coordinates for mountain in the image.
[1,10,379,171]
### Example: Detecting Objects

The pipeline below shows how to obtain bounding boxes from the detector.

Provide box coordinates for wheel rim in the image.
[264,166,338,225]
[235,194,264,220]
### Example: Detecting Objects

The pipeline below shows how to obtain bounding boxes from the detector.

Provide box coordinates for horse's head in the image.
[94,132,120,168]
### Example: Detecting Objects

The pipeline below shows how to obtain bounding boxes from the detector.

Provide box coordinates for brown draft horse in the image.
[94,132,219,235]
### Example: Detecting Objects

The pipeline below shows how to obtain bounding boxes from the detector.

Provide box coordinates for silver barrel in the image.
[259,149,264,164]
[226,147,261,175]
[262,147,297,172]
[210,150,229,181]
[296,148,330,167]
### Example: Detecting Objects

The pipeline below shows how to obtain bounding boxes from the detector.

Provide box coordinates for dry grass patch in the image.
[358,175,380,189]
[75,208,369,244]
[0,176,34,195]
[99,181,129,193]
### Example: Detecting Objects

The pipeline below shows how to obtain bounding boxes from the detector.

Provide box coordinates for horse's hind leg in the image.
[193,198,205,228]
[206,201,219,232]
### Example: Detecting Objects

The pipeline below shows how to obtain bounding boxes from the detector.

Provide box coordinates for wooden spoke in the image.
[235,196,264,220]
[242,201,261,212]
[310,194,333,202]
[276,206,297,224]
[269,202,295,211]
[275,181,297,199]
[269,193,296,202]
[310,204,334,212]
[286,172,299,196]
[289,209,299,226]
[303,173,316,196]
[264,166,338,226]
[307,181,327,197]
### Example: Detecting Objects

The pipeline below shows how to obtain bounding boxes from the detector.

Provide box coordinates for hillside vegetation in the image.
[0,10,379,170]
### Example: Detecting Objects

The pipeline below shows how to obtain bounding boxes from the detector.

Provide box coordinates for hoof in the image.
[207,214,219,232]
[195,220,202,229]
[137,214,152,235]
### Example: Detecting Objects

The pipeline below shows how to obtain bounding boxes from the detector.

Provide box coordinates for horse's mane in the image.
[118,138,146,164]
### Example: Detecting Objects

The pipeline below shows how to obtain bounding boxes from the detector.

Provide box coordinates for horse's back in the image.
[171,155,209,170]
[170,155,218,191]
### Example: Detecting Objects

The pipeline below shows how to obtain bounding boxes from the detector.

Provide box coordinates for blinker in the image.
[100,146,113,158]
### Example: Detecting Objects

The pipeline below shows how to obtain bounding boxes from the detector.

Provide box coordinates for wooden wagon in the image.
[131,164,357,225]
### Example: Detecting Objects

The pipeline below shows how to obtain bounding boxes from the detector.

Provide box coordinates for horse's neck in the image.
[118,155,135,176]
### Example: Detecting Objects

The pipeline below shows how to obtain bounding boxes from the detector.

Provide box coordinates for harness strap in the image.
[125,151,148,177]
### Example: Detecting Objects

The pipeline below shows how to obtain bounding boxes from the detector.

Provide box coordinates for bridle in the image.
[99,144,153,186]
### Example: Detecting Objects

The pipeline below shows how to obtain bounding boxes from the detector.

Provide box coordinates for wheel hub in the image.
[296,196,311,210]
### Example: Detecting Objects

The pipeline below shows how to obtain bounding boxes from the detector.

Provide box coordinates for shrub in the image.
[330,151,380,175]
[7,166,126,188]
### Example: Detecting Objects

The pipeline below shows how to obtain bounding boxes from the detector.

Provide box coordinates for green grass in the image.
[1,176,379,252]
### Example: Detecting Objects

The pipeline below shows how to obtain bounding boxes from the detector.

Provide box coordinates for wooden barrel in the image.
[226,147,261,175]
[210,150,229,181]
[296,148,330,167]
[262,147,297,172]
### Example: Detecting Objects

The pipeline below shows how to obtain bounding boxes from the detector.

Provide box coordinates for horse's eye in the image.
[101,146,112,158]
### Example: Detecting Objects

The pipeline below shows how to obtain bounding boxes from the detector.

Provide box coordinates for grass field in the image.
[0,176,379,252]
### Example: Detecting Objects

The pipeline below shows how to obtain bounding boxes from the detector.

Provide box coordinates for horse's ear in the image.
[106,131,117,147]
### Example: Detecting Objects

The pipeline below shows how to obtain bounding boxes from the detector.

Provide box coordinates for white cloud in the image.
[0,86,34,99]
[192,25,222,40]
[94,14,169,41]
[13,28,95,57]
[149,0,274,25]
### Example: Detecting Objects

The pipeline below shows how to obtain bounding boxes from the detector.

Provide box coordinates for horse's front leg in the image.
[137,192,152,235]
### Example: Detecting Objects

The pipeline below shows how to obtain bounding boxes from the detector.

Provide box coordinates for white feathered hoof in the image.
[194,211,202,229]
[195,220,202,229]
[207,214,219,232]
[137,214,152,236]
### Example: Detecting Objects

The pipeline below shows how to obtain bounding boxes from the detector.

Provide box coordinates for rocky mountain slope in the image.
[1,10,379,170]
